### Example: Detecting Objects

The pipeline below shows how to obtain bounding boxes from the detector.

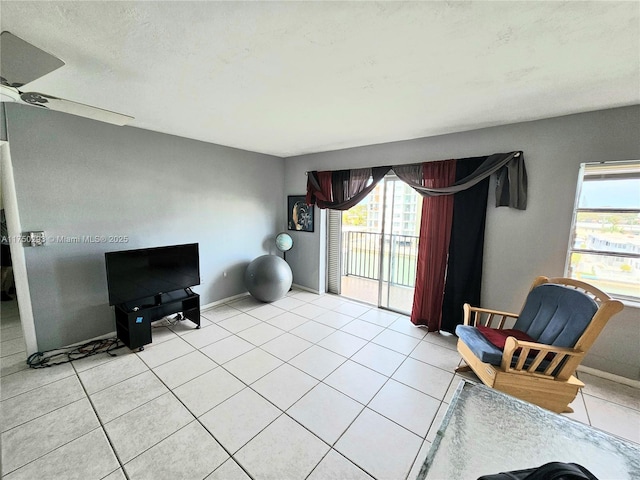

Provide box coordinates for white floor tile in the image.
[307,449,374,480]
[173,367,245,417]
[1,362,75,401]
[310,294,347,310]
[1,397,99,475]
[124,421,228,480]
[289,345,346,380]
[3,428,119,480]
[200,335,255,364]
[271,296,306,311]
[291,303,330,320]
[318,330,368,358]
[152,349,217,389]
[288,383,364,445]
[236,322,285,346]
[223,348,283,384]
[90,371,169,424]
[1,337,25,357]
[290,291,322,303]
[422,331,458,351]
[315,311,356,329]
[1,325,24,342]
[181,323,232,348]
[136,336,195,368]
[206,458,251,480]
[583,394,640,444]
[71,347,132,373]
[290,320,336,343]
[266,311,309,331]
[227,296,263,312]
[168,316,212,335]
[562,391,590,425]
[78,352,148,394]
[579,371,640,411]
[216,313,262,333]
[235,415,329,480]
[371,328,420,355]
[368,379,440,437]
[200,388,281,454]
[358,309,399,327]
[247,304,285,321]
[1,375,85,432]
[102,468,127,480]
[104,392,193,463]
[409,340,462,372]
[261,333,313,361]
[1,352,28,377]
[147,325,180,344]
[351,343,406,376]
[388,317,428,339]
[332,302,371,319]
[2,293,637,480]
[340,319,385,340]
[201,304,243,323]
[335,408,422,480]
[324,361,387,405]
[392,356,454,400]
[252,364,318,410]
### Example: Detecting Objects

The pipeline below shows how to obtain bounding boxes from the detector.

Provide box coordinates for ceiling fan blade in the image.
[0,85,133,126]
[22,91,134,126]
[0,83,21,103]
[0,31,65,86]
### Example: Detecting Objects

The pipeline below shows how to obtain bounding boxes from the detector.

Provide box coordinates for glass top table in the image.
[417,381,640,480]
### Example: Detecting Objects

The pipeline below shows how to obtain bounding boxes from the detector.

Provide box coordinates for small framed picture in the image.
[288,195,314,232]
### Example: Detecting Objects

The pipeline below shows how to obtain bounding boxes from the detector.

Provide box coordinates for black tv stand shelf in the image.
[114,289,200,351]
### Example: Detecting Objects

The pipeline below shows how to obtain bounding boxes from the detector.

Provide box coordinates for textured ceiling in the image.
[1,1,638,157]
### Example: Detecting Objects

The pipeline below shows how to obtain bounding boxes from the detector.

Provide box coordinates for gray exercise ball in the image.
[244,254,293,302]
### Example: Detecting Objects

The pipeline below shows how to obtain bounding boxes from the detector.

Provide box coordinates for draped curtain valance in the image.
[304,150,527,332]
[305,151,527,210]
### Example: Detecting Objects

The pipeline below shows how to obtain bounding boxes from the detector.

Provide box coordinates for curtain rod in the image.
[305,151,521,176]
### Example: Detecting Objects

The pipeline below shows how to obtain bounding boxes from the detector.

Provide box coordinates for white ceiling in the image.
[1,1,638,157]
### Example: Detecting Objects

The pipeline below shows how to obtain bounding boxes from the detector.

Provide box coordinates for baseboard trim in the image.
[577,365,640,389]
[200,291,250,311]
[291,283,321,294]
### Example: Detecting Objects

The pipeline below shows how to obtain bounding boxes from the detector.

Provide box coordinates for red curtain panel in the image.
[410,159,456,330]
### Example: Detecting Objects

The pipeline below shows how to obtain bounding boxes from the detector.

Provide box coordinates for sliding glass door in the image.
[329,175,422,314]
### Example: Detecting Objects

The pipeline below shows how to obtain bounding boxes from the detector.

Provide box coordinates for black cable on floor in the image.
[26,337,125,368]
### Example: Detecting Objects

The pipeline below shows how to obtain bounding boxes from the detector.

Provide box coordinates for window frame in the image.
[564,160,640,305]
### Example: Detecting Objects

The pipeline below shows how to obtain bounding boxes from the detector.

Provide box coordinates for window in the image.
[566,161,640,302]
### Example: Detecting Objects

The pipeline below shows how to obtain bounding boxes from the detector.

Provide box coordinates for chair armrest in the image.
[501,337,586,379]
[463,303,520,328]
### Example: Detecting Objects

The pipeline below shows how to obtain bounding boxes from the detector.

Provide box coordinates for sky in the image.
[579,178,640,209]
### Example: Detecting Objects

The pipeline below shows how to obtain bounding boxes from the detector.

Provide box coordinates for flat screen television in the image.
[105,243,200,306]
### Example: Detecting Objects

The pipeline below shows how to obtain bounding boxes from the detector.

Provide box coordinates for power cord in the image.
[26,337,124,369]
[152,313,184,328]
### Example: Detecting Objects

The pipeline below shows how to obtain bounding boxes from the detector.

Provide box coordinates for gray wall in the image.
[284,105,640,380]
[5,104,284,351]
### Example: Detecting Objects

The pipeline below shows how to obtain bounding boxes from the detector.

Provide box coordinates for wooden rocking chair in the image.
[455,276,624,413]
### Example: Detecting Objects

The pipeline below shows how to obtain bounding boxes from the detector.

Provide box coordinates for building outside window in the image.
[565,160,640,303]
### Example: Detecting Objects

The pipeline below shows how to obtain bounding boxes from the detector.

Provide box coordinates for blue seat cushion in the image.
[513,284,598,348]
[456,324,556,370]
[456,324,504,365]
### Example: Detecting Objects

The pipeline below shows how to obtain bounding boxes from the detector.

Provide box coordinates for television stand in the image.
[114,289,200,351]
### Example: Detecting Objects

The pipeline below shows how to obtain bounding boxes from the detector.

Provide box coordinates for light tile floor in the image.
[1,291,639,480]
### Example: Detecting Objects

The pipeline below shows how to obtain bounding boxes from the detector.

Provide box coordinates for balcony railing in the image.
[342,231,419,288]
